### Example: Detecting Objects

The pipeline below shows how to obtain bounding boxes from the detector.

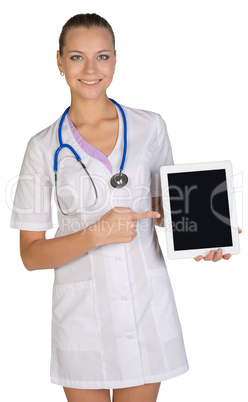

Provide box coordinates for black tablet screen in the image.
[167,169,233,251]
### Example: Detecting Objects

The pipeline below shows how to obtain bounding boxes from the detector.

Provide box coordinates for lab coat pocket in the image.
[149,268,182,341]
[52,280,100,351]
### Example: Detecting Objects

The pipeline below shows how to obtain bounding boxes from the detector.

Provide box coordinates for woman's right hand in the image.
[88,207,161,246]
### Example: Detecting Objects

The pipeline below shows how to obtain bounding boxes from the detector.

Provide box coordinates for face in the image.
[57,27,116,101]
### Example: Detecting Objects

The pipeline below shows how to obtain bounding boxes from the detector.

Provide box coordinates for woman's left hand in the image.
[194,227,242,262]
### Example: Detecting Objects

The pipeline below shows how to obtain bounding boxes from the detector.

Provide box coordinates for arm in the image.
[20,227,100,271]
[20,207,160,271]
[152,196,164,227]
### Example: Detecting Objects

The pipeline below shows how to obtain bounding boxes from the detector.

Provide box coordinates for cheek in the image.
[66,62,82,76]
[102,64,115,79]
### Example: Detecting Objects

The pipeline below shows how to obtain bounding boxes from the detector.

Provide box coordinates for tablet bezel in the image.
[160,160,240,259]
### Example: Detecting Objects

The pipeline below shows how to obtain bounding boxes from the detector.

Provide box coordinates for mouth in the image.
[79,79,102,86]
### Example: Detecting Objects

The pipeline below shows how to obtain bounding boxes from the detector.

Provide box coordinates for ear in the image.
[57,50,64,73]
[114,49,117,68]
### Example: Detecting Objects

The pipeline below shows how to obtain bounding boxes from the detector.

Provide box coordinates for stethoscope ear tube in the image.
[54,106,81,172]
[54,144,81,172]
[54,158,98,216]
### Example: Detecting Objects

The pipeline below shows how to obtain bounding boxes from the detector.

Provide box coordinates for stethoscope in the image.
[54,98,128,214]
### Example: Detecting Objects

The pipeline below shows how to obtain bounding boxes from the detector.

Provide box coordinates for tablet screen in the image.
[167,169,233,251]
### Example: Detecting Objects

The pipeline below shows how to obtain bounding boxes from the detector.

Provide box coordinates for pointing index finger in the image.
[131,211,161,220]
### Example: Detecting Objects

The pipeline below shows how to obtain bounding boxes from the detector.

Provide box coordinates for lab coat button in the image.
[120,296,128,301]
[126,335,135,340]
[115,256,121,262]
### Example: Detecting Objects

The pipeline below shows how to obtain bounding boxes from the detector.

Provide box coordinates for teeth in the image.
[80,79,100,84]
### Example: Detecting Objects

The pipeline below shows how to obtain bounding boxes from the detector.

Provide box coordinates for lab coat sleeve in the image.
[10,136,53,231]
[150,114,174,197]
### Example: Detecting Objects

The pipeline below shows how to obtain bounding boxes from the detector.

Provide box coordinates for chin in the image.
[82,90,108,100]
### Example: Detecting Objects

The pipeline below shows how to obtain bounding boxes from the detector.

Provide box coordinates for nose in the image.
[83,58,98,74]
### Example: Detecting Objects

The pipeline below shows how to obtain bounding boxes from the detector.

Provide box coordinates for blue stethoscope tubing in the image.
[54,98,128,187]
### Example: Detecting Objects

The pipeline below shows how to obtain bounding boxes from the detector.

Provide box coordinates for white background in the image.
[2,0,247,401]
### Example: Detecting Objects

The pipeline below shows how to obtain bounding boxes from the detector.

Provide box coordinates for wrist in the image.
[82,223,105,248]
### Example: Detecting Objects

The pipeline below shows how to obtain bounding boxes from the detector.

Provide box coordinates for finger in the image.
[194,255,203,262]
[204,250,215,261]
[213,248,223,262]
[112,206,132,214]
[131,221,137,231]
[223,253,232,260]
[238,227,242,234]
[132,211,161,220]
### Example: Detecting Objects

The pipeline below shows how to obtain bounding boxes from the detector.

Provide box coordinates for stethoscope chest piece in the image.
[110,172,128,188]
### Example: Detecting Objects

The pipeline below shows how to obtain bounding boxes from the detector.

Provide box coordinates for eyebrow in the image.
[67,49,112,54]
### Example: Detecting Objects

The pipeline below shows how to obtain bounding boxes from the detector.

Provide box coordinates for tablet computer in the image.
[160,161,240,259]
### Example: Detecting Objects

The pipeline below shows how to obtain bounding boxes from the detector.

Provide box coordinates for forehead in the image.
[64,27,113,50]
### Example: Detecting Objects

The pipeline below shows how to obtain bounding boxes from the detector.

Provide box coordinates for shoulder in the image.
[120,103,165,126]
[121,103,169,148]
[21,114,62,170]
[28,115,61,149]
[23,114,62,166]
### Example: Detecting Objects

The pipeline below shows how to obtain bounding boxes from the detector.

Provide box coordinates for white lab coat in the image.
[10,103,189,389]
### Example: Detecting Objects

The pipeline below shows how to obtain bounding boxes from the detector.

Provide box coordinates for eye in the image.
[97,55,109,60]
[70,55,83,60]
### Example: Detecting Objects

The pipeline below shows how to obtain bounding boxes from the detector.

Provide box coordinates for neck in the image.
[68,94,117,126]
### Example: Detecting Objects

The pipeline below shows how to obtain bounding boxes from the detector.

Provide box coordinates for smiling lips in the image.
[79,79,102,86]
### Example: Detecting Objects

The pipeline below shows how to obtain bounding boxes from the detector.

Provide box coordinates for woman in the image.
[10,13,234,402]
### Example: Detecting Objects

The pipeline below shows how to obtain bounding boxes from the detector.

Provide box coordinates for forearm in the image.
[22,226,101,271]
[152,200,165,227]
